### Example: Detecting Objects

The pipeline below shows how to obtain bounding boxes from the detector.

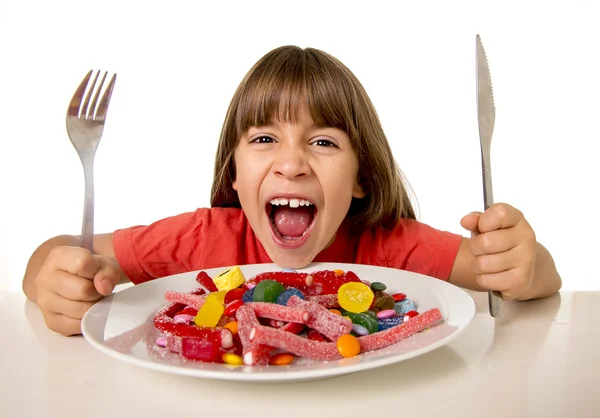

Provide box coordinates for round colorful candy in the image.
[252,280,285,303]
[371,282,387,291]
[337,282,374,313]
[336,334,361,358]
[242,287,255,303]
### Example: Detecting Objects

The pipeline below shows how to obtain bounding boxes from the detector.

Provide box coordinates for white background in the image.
[1,0,598,292]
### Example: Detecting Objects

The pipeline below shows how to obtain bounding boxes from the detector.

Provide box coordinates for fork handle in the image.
[81,158,95,253]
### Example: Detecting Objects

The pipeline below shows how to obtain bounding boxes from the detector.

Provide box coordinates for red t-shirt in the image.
[113,208,463,285]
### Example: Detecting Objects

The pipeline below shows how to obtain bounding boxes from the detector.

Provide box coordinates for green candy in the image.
[252,280,285,303]
[371,282,387,291]
[343,311,378,334]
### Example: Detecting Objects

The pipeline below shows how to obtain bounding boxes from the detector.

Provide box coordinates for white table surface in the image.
[2,290,599,418]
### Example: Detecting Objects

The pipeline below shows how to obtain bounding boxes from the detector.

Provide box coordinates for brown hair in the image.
[210,45,416,230]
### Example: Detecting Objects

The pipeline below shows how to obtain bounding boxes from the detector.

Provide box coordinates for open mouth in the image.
[266,197,317,248]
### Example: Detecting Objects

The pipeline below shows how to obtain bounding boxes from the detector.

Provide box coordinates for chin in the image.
[267,249,317,270]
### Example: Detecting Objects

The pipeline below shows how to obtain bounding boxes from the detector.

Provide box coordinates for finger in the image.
[469,228,521,256]
[93,257,122,296]
[476,268,532,298]
[460,212,482,234]
[472,246,525,275]
[38,291,97,320]
[47,246,101,280]
[42,312,82,336]
[478,203,523,233]
[51,270,103,301]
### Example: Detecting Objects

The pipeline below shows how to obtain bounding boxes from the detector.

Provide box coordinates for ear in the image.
[352,181,365,199]
[232,178,239,191]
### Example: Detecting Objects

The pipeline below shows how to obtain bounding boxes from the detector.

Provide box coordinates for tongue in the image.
[272,206,314,237]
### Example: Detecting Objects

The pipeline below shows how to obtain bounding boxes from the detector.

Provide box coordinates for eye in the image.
[250,135,276,144]
[311,138,337,147]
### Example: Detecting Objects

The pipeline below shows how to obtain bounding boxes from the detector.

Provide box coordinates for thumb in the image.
[92,256,122,296]
[460,211,483,237]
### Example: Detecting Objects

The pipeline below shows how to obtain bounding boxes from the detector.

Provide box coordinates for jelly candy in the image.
[196,271,218,292]
[336,334,361,358]
[224,299,244,316]
[252,279,285,303]
[181,335,222,362]
[275,288,305,305]
[224,287,247,304]
[194,293,225,328]
[337,282,374,313]
[213,266,246,292]
[287,295,352,341]
[392,293,406,302]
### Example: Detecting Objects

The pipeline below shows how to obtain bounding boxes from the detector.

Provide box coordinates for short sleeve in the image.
[381,220,463,281]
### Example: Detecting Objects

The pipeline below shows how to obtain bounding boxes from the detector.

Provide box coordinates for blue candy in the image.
[393,298,416,316]
[378,316,403,331]
[242,287,255,303]
[275,287,305,305]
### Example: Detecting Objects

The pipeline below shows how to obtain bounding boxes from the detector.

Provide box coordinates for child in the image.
[22,45,561,336]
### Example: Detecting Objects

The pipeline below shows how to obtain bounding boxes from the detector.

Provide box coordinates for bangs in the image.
[233,47,356,138]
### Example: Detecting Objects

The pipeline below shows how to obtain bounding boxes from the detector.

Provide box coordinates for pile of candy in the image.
[153,267,443,366]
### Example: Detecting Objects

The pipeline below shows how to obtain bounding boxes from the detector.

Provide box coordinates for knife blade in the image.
[476,34,503,317]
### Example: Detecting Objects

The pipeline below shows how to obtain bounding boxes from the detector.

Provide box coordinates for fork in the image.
[66,70,117,252]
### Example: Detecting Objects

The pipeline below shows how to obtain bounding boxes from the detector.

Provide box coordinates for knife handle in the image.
[470,225,502,317]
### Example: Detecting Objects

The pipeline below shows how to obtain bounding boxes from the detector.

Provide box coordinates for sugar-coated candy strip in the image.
[235,305,273,365]
[287,296,352,341]
[245,302,309,323]
[164,290,207,310]
[307,294,340,308]
[196,271,218,292]
[181,334,223,362]
[358,308,442,352]
[249,324,342,361]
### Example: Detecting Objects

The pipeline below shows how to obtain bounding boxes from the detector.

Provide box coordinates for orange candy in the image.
[224,321,238,335]
[328,309,342,315]
[269,353,296,366]
[336,334,361,358]
[333,269,345,276]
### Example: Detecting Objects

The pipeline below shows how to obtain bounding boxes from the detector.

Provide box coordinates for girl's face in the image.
[233,105,365,268]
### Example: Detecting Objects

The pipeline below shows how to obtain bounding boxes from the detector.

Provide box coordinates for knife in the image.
[476,34,503,317]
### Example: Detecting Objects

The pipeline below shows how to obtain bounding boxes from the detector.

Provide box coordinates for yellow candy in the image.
[213,266,246,292]
[194,293,225,328]
[222,353,243,366]
[337,282,374,313]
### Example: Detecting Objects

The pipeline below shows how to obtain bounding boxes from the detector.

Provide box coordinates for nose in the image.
[271,143,311,179]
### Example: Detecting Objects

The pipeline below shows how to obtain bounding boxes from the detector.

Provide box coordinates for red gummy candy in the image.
[224,287,247,304]
[175,306,198,317]
[280,322,305,334]
[307,329,327,342]
[181,334,223,362]
[246,270,362,297]
[358,308,443,352]
[196,271,218,292]
[307,294,340,308]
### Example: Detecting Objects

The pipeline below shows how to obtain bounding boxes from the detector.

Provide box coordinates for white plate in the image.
[82,262,475,383]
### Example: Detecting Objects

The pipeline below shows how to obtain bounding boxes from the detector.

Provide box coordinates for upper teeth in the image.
[270,198,313,208]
